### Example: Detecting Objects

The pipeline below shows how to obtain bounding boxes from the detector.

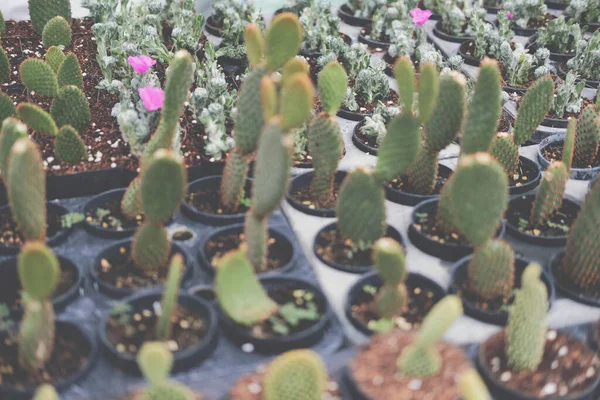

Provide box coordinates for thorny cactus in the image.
[132,150,186,271]
[18,242,59,372]
[307,61,347,207]
[20,58,59,97]
[51,85,90,132]
[490,132,520,176]
[0,11,4,37]
[0,92,16,125]
[373,238,408,319]
[28,0,72,35]
[17,103,59,136]
[397,295,463,377]
[263,350,328,400]
[0,118,27,177]
[54,125,86,163]
[33,384,59,400]
[563,117,576,174]
[215,249,278,326]
[45,46,66,74]
[7,138,47,241]
[137,342,196,400]
[57,53,83,90]
[506,263,548,372]
[530,161,569,227]
[460,370,491,400]
[155,254,184,341]
[0,47,9,83]
[573,105,600,167]
[467,239,515,301]
[42,16,72,49]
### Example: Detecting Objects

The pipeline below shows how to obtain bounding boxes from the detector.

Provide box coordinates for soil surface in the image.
[86,200,143,232]
[288,181,342,210]
[505,196,579,237]
[508,159,539,188]
[542,143,600,170]
[186,186,250,216]
[0,206,65,247]
[360,24,389,46]
[386,166,451,195]
[413,208,469,246]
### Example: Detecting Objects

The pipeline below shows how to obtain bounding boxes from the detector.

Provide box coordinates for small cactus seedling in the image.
[263,350,328,400]
[33,384,59,400]
[397,295,463,377]
[530,161,569,227]
[137,342,196,400]
[373,238,408,319]
[215,249,278,326]
[573,105,600,167]
[459,370,491,400]
[28,0,72,35]
[42,16,72,49]
[0,118,27,177]
[0,47,9,83]
[506,263,548,371]
[0,92,16,124]
[155,254,184,341]
[18,242,59,372]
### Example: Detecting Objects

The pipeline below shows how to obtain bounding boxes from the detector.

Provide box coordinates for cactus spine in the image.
[530,161,568,227]
[0,118,27,177]
[42,16,72,49]
[573,105,600,167]
[505,263,548,371]
[490,132,520,176]
[373,238,408,319]
[397,295,463,377]
[28,0,72,35]
[156,254,184,341]
[18,242,59,372]
[34,384,59,400]
[263,350,327,400]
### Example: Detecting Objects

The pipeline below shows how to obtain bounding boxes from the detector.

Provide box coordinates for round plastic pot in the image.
[337,4,371,26]
[219,275,332,353]
[505,194,579,247]
[433,21,473,43]
[90,240,193,299]
[458,40,482,66]
[510,23,538,37]
[477,334,600,400]
[352,120,377,155]
[358,26,389,49]
[450,255,555,326]
[558,63,600,88]
[385,164,453,206]
[0,320,97,400]
[286,171,347,218]
[545,0,568,9]
[313,222,405,274]
[540,116,569,128]
[344,270,446,336]
[187,284,217,304]
[408,198,506,262]
[337,107,371,121]
[83,188,136,238]
[204,15,224,37]
[549,251,600,307]
[0,255,82,317]
[484,5,501,13]
[510,156,542,195]
[181,175,252,225]
[527,34,575,63]
[44,166,133,201]
[503,84,527,94]
[538,134,600,181]
[98,289,218,373]
[0,202,73,256]
[197,224,297,276]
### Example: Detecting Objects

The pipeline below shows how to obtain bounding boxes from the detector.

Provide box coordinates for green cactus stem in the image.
[244,24,264,68]
[45,46,66,74]
[394,57,415,113]
[0,93,17,127]
[280,74,314,132]
[512,77,554,146]
[417,62,439,124]
[317,61,347,116]
[244,212,268,272]
[20,58,59,97]
[33,384,59,400]
[397,295,463,377]
[156,254,184,341]
[264,13,303,72]
[460,370,492,400]
[406,148,440,195]
[50,85,90,131]
[42,16,72,49]
[373,238,408,319]
[132,221,170,271]
[263,350,327,400]
[490,132,520,176]
[376,113,421,183]
[281,57,309,88]
[219,149,250,212]
[530,161,568,227]
[121,176,143,219]
[506,263,548,372]
[57,53,83,89]
[215,249,278,326]
[7,138,47,241]
[17,103,59,136]
[28,0,72,35]
[0,118,28,178]
[0,47,9,83]
[467,239,515,301]
[563,117,576,173]
[0,11,4,37]
[574,105,600,167]
[55,125,86,163]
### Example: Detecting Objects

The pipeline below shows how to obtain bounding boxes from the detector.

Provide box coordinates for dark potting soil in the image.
[542,143,600,169]
[482,330,600,398]
[204,232,289,273]
[0,261,77,313]
[525,13,555,29]
[0,207,64,247]
[498,110,513,132]
[106,304,209,356]
[456,273,514,314]
[383,47,420,72]
[360,25,389,46]
[288,181,342,210]
[386,166,451,195]
[350,331,470,400]
[509,160,538,188]
[239,287,324,339]
[413,208,468,246]
[351,283,438,331]
[341,89,399,115]
[460,40,480,60]
[186,187,250,216]
[86,201,143,232]
[505,197,579,237]
[0,331,90,388]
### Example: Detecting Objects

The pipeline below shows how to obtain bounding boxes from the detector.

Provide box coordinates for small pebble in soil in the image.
[407,380,422,391]
[242,343,254,353]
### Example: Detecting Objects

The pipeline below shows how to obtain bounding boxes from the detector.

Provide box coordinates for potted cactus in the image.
[337,0,386,26]
[215,249,332,353]
[478,263,600,399]
[504,0,556,36]
[498,42,552,94]
[344,295,471,399]
[530,16,582,62]
[358,2,413,49]
[459,12,513,66]
[432,1,486,43]
[352,102,400,154]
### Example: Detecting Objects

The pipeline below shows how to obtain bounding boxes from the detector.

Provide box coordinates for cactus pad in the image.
[260,77,277,122]
[244,212,269,272]
[57,53,83,89]
[282,57,309,87]
[55,125,86,163]
[141,149,186,221]
[530,161,568,227]
[263,350,327,400]
[490,132,520,176]
[18,242,59,301]
[132,221,170,271]
[45,46,66,74]
[318,61,348,116]
[460,370,492,400]
[220,149,250,211]
[50,85,90,131]
[121,177,143,219]
[0,47,9,83]
[0,93,17,127]
[406,148,439,195]
[418,62,439,124]
[138,342,173,386]
[33,384,59,400]
[42,16,72,49]
[373,238,408,318]
[264,13,303,71]
[28,0,72,35]
[467,239,515,301]
[244,24,264,68]
[280,74,314,131]
[394,57,415,113]
[574,105,600,167]
[234,65,269,155]
[17,103,59,136]
[512,77,554,146]
[20,59,59,97]
[375,113,421,183]
[0,118,27,178]
[156,254,184,341]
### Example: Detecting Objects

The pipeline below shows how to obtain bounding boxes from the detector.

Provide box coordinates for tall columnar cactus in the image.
[28,0,72,35]
[137,342,196,400]
[397,295,463,377]
[530,161,569,227]
[7,138,47,241]
[263,350,328,400]
[33,384,59,400]
[573,105,600,167]
[307,61,347,207]
[506,263,548,371]
[57,53,83,90]
[155,254,184,341]
[373,238,408,319]
[45,46,66,74]
[460,370,492,400]
[42,16,72,49]
[0,118,27,177]
[20,58,59,97]
[132,150,186,271]
[467,239,515,301]
[0,47,9,83]
[18,242,59,372]
[0,92,16,123]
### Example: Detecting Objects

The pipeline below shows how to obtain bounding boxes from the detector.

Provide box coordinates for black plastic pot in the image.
[505,194,580,247]
[352,120,377,155]
[90,240,193,299]
[345,270,446,336]
[0,320,97,400]
[43,166,134,201]
[204,15,224,37]
[538,134,600,181]
[337,4,371,26]
[197,224,297,276]
[182,175,252,225]
[188,284,217,304]
[83,188,137,238]
[510,156,542,195]
[478,333,600,400]
[540,115,569,128]
[545,0,568,9]
[503,84,527,94]
[458,40,482,67]
[342,366,372,400]
[450,256,555,326]
[550,251,600,307]
[358,25,389,49]
[432,21,473,43]
[385,164,453,206]
[313,222,405,274]
[286,171,347,218]
[557,63,600,88]
[408,198,506,262]
[219,275,332,353]
[527,34,575,63]
[0,202,73,256]
[337,107,371,121]
[98,289,218,373]
[484,5,501,14]
[217,55,247,80]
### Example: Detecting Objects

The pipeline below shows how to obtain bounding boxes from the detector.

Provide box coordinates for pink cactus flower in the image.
[138,86,164,111]
[128,55,157,74]
[506,11,514,19]
[410,8,433,26]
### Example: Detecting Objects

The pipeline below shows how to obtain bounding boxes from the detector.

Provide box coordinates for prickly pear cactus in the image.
[33,384,59,400]
[244,211,269,272]
[45,46,66,74]
[55,125,86,163]
[57,53,83,89]
[373,238,408,318]
[28,0,72,35]
[50,85,90,131]
[0,11,4,38]
[280,74,314,131]
[156,254,184,341]
[512,76,554,146]
[132,221,170,271]
[467,239,514,301]
[17,103,59,136]
[375,113,421,183]
[220,149,250,211]
[281,58,309,87]
[490,132,520,176]
[234,65,270,156]
[573,105,600,167]
[394,57,415,113]
[263,350,327,400]
[417,62,438,124]
[244,24,264,68]
[0,118,27,177]
[563,117,576,173]
[406,145,439,195]
[42,16,72,49]
[264,13,303,72]
[530,161,568,227]
[0,47,9,83]
[20,58,59,97]
[0,92,15,125]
